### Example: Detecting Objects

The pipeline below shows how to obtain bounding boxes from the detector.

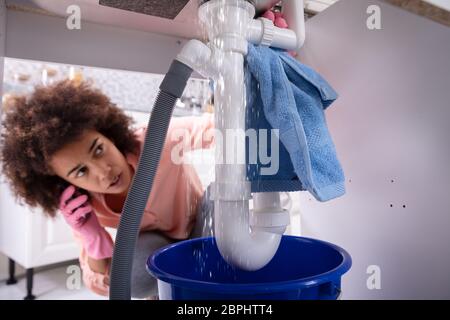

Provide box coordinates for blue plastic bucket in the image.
[147,235,351,300]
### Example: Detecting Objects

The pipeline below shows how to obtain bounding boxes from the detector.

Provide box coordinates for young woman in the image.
[1,79,215,298]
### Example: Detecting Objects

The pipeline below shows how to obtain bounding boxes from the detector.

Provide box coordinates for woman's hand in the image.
[59,185,99,234]
[59,185,113,260]
[262,10,288,29]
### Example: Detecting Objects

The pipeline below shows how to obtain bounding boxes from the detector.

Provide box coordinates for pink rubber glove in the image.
[263,10,288,29]
[274,12,289,29]
[59,185,113,260]
[262,10,275,21]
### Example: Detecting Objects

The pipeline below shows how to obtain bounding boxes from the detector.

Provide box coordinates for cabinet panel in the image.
[29,211,79,268]
[0,181,79,269]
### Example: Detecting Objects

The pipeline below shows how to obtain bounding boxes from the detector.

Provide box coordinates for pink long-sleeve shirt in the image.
[76,113,215,296]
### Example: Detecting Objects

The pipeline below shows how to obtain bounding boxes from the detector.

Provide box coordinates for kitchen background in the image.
[2,57,214,118]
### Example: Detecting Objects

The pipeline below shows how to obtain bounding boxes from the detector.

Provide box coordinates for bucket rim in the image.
[147,235,352,294]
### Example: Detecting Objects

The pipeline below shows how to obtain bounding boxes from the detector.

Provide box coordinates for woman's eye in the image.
[76,167,87,178]
[95,144,104,156]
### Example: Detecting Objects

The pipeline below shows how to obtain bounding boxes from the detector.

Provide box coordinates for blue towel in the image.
[245,44,345,201]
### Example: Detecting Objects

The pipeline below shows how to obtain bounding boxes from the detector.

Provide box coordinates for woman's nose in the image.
[94,162,112,181]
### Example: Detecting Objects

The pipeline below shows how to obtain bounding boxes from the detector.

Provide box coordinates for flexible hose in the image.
[110,60,193,300]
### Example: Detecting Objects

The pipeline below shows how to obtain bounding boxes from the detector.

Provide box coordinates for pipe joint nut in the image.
[249,208,290,234]
[259,17,275,47]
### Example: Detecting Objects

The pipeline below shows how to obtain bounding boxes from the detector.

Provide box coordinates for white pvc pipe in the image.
[176,39,212,76]
[253,192,281,211]
[214,200,282,271]
[199,0,282,271]
[213,50,282,271]
[283,0,306,52]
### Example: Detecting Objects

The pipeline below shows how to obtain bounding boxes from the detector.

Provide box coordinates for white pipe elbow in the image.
[282,0,306,52]
[176,39,216,79]
[214,198,282,271]
[176,39,233,80]
[212,182,288,271]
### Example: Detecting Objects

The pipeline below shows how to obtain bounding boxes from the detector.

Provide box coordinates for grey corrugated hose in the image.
[109,60,193,300]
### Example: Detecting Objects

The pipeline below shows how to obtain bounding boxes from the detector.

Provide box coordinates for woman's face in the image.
[50,129,133,196]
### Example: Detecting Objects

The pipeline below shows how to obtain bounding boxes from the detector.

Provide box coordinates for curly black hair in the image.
[1,79,140,217]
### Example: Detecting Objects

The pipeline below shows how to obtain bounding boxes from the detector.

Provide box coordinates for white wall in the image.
[298,0,450,299]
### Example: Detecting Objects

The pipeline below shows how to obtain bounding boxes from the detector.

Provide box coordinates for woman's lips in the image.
[109,173,122,189]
